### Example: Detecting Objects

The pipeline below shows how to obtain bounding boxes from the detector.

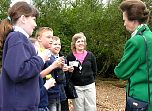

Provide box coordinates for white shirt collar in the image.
[131,24,145,37]
[13,26,29,38]
[50,51,59,58]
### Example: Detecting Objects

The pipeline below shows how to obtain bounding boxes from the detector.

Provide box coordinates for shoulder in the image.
[126,35,143,49]
[66,52,73,57]
[66,52,76,61]
[6,31,28,47]
[87,51,95,57]
[7,31,26,40]
[87,51,93,55]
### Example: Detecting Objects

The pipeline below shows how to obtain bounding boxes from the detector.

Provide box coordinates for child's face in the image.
[23,16,37,36]
[38,31,53,49]
[50,39,61,55]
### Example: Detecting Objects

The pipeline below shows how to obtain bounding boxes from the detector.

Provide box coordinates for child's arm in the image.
[40,57,64,78]
[62,65,74,72]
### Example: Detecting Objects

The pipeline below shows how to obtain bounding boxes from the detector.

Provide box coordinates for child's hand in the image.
[44,78,56,90]
[52,57,64,68]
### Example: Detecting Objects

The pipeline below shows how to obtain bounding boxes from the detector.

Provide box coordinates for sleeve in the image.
[40,85,48,99]
[39,76,48,100]
[114,38,141,80]
[90,52,97,79]
[3,35,44,83]
[65,54,74,81]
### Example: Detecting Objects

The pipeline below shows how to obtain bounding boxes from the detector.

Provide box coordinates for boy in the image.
[34,27,64,111]
[47,36,72,111]
[47,36,66,111]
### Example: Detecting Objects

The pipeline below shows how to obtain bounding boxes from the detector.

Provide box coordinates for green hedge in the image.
[1,0,152,77]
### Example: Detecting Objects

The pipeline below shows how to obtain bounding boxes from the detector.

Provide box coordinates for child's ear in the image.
[37,36,42,42]
[20,15,26,24]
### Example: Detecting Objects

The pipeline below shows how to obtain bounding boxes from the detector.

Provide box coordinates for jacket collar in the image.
[131,24,149,37]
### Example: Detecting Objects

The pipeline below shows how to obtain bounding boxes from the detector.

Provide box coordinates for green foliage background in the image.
[0,0,152,77]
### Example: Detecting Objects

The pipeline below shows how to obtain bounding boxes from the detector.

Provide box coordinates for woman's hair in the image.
[0,2,39,48]
[71,32,87,52]
[35,27,53,39]
[119,0,150,24]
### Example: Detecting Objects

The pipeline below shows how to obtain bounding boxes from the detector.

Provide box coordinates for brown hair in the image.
[119,0,150,24]
[35,27,53,39]
[71,32,87,52]
[0,2,39,48]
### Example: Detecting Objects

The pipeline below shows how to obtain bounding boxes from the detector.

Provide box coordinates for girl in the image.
[0,2,48,111]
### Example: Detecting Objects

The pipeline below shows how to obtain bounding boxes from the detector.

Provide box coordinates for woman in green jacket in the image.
[114,0,152,110]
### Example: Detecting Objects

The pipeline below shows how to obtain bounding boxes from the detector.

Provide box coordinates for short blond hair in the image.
[35,27,53,39]
[52,36,60,41]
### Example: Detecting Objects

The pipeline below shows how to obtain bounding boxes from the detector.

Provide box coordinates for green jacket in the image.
[114,24,152,110]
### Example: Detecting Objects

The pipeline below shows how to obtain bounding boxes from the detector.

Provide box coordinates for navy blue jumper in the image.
[0,31,44,111]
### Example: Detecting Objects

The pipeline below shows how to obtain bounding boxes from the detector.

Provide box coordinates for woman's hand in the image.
[68,66,74,72]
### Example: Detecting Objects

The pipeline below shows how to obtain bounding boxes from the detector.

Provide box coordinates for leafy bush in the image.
[1,0,152,77]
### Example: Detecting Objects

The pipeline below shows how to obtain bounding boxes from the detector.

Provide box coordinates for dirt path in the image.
[96,79,126,111]
[69,79,126,111]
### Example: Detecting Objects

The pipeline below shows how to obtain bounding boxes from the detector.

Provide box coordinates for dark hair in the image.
[119,0,150,24]
[0,2,39,48]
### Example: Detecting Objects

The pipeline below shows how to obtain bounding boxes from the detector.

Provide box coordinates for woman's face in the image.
[75,37,85,51]
[123,12,136,33]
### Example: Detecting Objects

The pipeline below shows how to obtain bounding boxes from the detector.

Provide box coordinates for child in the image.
[34,27,64,111]
[28,37,55,111]
[46,36,66,111]
[35,27,53,60]
[47,36,74,111]
[0,2,48,111]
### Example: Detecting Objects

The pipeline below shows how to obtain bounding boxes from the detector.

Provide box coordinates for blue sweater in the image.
[44,55,66,103]
[39,76,48,108]
[0,32,44,111]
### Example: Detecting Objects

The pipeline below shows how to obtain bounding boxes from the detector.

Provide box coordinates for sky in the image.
[10,0,109,8]
[102,0,108,4]
[10,0,33,6]
[11,0,108,4]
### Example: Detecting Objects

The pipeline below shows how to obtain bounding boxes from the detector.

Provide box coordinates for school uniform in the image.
[0,26,44,111]
[39,76,50,111]
[44,54,66,111]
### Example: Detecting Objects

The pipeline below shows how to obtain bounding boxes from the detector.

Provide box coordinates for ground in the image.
[69,78,126,111]
[96,78,126,111]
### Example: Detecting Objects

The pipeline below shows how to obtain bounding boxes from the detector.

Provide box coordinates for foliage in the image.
[33,0,127,77]
[0,0,10,68]
[1,0,152,77]
[0,0,9,21]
